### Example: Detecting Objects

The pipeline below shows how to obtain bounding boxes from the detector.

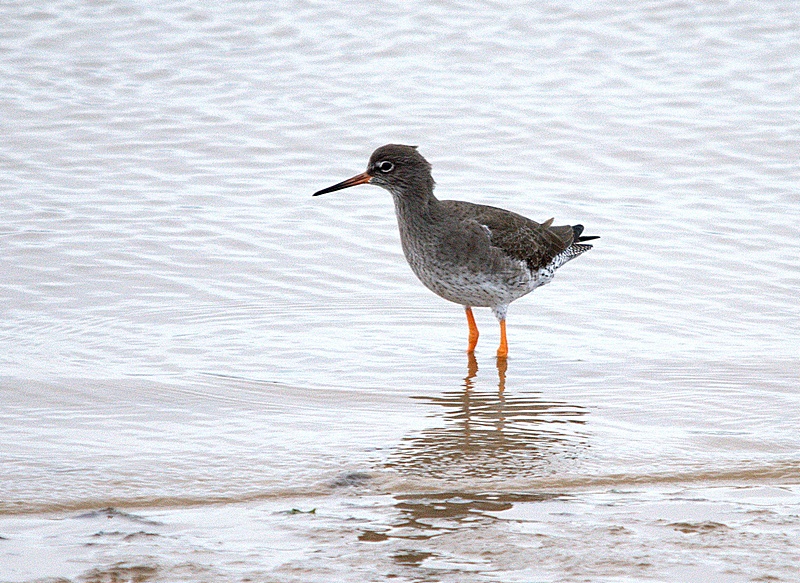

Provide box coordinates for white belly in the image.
[411,258,553,308]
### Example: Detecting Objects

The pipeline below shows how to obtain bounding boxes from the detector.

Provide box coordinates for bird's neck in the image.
[390,180,440,273]
[390,178,438,224]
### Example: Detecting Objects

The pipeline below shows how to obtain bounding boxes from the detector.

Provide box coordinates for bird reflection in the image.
[362,358,588,553]
[386,354,587,480]
[357,490,564,545]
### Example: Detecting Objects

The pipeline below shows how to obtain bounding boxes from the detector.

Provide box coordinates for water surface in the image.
[2,1,799,581]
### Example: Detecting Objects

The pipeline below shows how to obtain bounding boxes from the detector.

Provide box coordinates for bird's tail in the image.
[549,224,598,268]
[549,224,599,269]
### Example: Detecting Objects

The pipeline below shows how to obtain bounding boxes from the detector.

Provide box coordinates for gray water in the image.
[2,1,799,581]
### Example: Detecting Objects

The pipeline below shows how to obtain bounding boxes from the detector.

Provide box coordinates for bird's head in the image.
[313,144,434,198]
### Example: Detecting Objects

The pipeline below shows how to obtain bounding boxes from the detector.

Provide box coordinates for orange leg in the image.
[465,306,479,353]
[496,319,508,359]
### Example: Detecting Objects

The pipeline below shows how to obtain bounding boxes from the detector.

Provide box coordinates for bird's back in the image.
[438,199,580,273]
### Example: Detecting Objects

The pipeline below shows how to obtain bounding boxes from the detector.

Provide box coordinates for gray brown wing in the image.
[441,201,575,271]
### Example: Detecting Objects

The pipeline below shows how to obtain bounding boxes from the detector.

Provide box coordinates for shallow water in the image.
[2,1,799,581]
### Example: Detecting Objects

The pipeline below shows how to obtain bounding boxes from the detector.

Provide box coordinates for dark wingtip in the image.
[572,224,599,242]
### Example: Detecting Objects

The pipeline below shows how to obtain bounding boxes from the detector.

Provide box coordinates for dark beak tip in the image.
[311,171,372,198]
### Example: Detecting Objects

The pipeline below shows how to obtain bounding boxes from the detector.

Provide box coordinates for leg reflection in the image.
[465,351,478,388]
[496,353,507,394]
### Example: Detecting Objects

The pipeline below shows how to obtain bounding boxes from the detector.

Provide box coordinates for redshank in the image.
[313,144,598,358]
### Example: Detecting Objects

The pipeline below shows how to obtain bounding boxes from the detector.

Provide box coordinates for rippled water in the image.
[2,1,799,581]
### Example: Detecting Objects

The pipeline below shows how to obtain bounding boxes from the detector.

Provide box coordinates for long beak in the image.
[312,172,372,196]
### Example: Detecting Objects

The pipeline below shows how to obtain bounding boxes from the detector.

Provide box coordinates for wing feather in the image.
[439,201,576,271]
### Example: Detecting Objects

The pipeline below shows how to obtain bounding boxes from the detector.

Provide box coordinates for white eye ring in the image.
[377,161,394,173]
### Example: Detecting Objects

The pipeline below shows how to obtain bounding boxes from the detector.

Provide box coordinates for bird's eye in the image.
[376,161,394,173]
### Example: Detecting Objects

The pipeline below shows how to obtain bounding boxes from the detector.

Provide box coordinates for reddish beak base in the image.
[312,172,372,196]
